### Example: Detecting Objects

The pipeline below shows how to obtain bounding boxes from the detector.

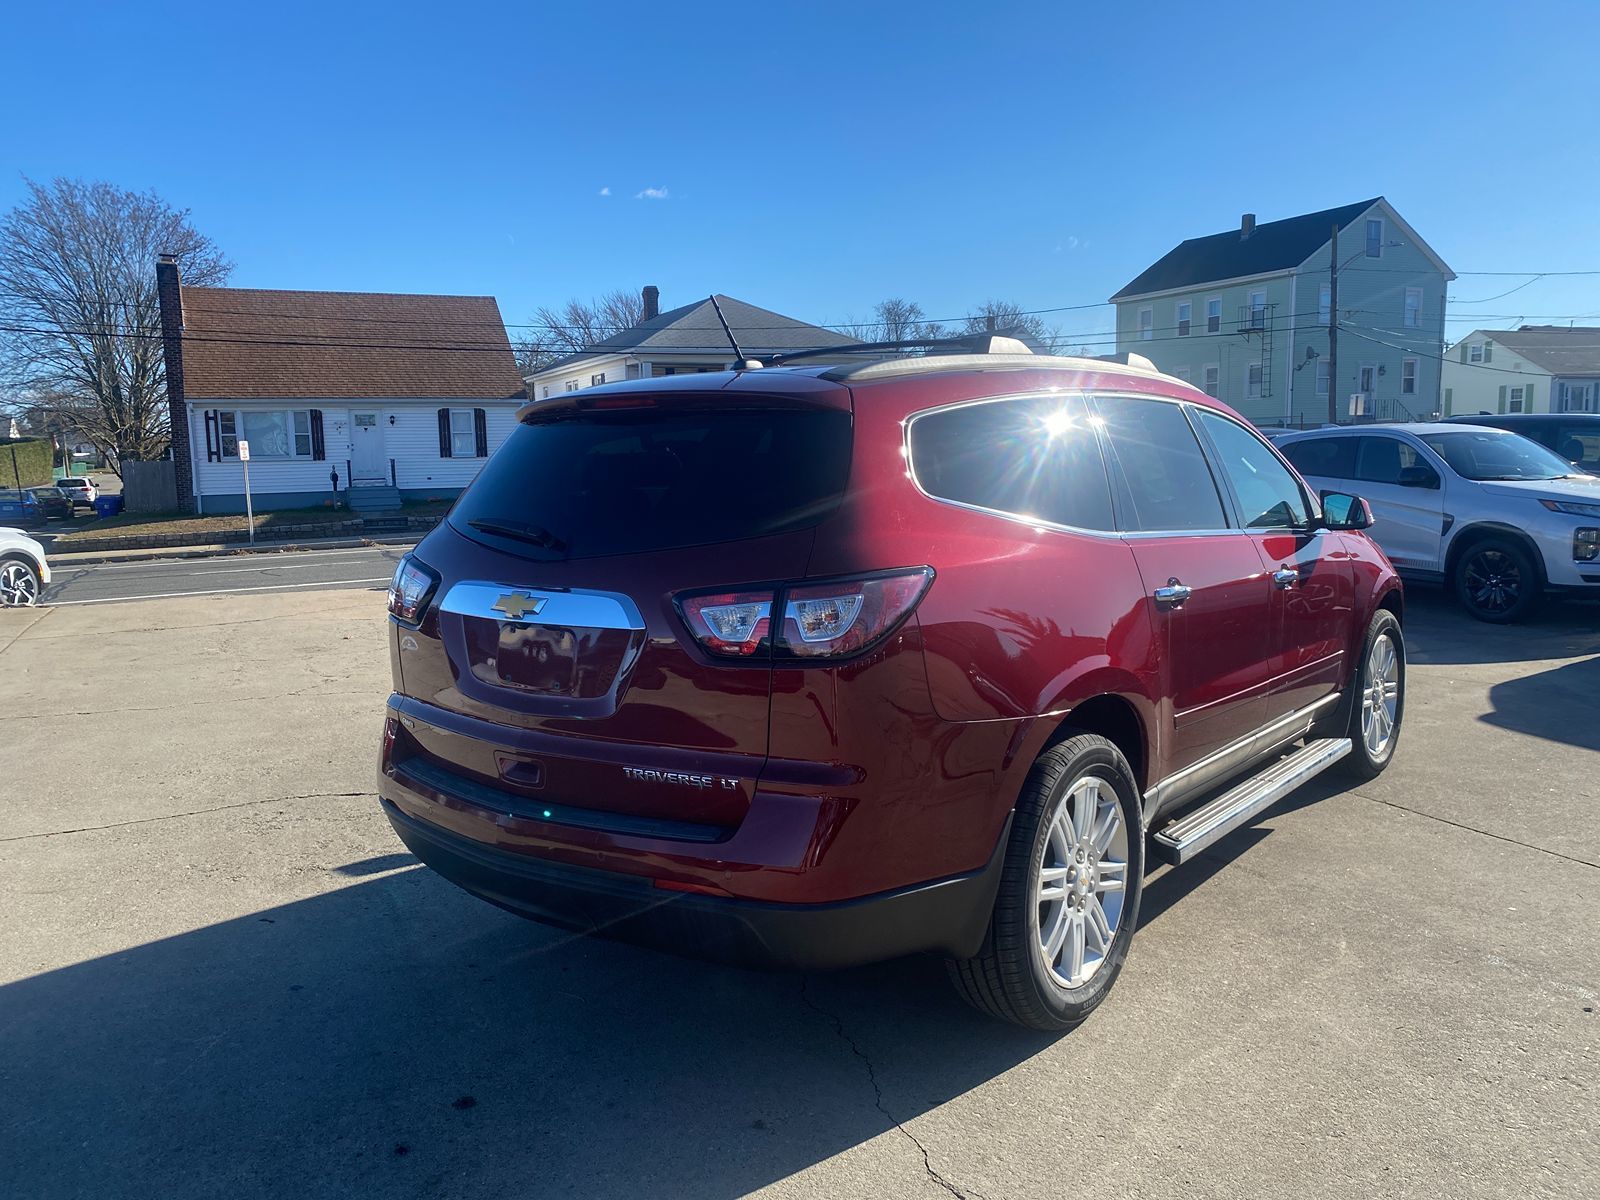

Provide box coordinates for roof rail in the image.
[770,332,1034,365]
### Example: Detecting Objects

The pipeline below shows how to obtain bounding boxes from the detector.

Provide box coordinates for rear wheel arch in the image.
[1042,694,1150,796]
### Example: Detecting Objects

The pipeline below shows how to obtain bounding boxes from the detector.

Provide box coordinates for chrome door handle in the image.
[1273,566,1300,588]
[1153,578,1192,607]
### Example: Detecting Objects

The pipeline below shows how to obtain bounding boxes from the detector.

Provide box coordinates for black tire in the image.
[947,732,1144,1032]
[1454,537,1541,623]
[0,554,41,607]
[1334,608,1405,780]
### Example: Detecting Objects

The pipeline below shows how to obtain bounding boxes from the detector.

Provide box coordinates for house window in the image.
[1246,363,1263,399]
[215,409,314,459]
[1248,291,1267,328]
[1176,302,1192,337]
[1315,360,1330,397]
[242,410,291,457]
[1404,288,1422,328]
[565,380,579,391]
[1138,307,1153,341]
[1365,218,1383,258]
[450,409,476,457]
[1203,364,1219,397]
[1206,297,1221,334]
[1468,341,1494,365]
[1401,358,1418,396]
[1170,366,1191,384]
[1318,282,1331,326]
[218,411,239,458]
[1508,386,1525,414]
[542,385,550,398]
[591,373,606,386]
[292,410,313,457]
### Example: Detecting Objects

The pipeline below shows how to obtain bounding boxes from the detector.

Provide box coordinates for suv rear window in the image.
[908,395,1113,530]
[449,403,852,560]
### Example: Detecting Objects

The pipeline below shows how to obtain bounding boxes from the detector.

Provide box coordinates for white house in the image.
[157,257,526,514]
[525,287,858,399]
[1442,326,1600,417]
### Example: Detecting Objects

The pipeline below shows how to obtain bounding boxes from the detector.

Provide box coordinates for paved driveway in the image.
[0,588,1594,1199]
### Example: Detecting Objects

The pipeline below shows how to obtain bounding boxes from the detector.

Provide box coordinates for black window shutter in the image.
[310,410,325,461]
[204,410,220,462]
[473,408,488,457]
[437,408,452,458]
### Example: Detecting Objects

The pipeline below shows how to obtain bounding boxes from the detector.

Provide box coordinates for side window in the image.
[1192,409,1309,529]
[1281,435,1357,480]
[908,394,1114,530]
[1555,426,1600,471]
[1354,436,1423,485]
[1096,396,1227,532]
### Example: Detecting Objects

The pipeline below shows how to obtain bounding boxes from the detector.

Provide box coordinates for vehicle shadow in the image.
[0,864,1052,1200]
[1481,654,1600,752]
[1404,589,1600,666]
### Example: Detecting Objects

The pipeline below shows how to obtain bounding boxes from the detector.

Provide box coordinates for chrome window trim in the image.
[439,581,646,630]
[903,387,1255,540]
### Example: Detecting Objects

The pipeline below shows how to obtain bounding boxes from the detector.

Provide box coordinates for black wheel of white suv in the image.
[948,732,1144,1032]
[1332,608,1405,780]
[1454,536,1541,624]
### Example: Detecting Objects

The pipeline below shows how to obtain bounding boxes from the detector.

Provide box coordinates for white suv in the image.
[54,476,97,508]
[1280,422,1600,622]
[0,526,50,606]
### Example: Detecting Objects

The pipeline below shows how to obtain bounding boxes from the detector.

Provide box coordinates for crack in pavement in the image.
[1347,787,1599,870]
[0,792,376,843]
[798,976,985,1200]
[0,606,54,657]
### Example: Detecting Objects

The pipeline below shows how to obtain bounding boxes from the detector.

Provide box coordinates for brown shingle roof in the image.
[179,286,526,400]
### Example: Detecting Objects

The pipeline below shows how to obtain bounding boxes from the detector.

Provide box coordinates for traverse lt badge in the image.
[491,592,546,621]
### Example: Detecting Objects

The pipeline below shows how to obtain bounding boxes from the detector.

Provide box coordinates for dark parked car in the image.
[1444,411,1600,474]
[378,345,1404,1030]
[27,487,74,521]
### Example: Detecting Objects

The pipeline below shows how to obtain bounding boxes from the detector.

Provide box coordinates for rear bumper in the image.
[384,797,1008,970]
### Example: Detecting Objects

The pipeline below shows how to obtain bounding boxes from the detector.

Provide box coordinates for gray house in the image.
[1110,198,1454,427]
[525,289,857,398]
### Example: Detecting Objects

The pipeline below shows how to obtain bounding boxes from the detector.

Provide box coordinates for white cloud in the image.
[634,186,670,200]
[598,186,611,196]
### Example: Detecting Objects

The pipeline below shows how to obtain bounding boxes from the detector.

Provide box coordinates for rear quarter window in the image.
[908,394,1114,530]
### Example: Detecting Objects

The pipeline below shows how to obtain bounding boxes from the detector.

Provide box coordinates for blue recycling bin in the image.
[93,495,124,519]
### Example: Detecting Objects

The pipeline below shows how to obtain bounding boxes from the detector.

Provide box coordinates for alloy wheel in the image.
[1360,632,1400,759]
[1034,774,1129,990]
[0,561,39,607]
[1463,549,1522,616]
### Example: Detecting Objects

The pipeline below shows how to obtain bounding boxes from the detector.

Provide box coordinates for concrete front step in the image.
[346,485,402,513]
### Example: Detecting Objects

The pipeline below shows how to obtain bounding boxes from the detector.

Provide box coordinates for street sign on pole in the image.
[239,440,255,544]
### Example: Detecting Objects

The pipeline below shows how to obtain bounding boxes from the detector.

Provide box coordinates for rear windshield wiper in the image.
[467,518,567,552]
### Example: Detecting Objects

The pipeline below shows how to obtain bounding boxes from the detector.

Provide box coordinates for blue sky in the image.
[4,0,1598,346]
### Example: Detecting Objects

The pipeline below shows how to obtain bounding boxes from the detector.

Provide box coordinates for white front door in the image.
[351,411,386,484]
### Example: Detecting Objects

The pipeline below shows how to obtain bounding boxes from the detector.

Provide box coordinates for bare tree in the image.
[955,299,1056,345]
[0,178,231,471]
[517,288,645,374]
[843,297,945,344]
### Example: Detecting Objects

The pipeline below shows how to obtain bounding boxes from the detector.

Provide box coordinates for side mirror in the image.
[1397,464,1439,489]
[1320,491,1375,531]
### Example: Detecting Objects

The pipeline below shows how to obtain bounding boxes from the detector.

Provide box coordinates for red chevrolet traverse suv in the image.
[379,344,1404,1030]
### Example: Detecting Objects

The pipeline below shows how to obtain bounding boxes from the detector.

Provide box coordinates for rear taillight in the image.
[679,590,774,657]
[677,568,932,662]
[387,555,440,625]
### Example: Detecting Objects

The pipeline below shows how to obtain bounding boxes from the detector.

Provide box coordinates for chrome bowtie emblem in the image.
[491,592,546,620]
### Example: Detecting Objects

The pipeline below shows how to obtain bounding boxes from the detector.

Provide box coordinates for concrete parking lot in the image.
[1,583,1595,1199]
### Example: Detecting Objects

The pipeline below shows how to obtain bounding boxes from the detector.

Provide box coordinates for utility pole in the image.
[1327,222,1340,425]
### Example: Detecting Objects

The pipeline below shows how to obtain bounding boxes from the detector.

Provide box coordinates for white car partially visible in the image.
[0,527,50,606]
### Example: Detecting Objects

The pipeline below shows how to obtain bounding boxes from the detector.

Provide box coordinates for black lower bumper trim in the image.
[384,799,1009,971]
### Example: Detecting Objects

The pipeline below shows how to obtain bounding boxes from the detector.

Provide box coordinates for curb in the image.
[48,534,422,567]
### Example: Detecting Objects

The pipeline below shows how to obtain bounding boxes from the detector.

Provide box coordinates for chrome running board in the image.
[1151,738,1351,866]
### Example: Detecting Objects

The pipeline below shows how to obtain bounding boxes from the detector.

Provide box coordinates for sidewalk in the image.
[46,531,423,567]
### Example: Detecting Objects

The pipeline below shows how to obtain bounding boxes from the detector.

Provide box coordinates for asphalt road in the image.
[0,587,1595,1199]
[42,543,408,606]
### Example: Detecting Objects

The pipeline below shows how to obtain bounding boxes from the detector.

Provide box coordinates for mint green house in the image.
[1110,198,1454,427]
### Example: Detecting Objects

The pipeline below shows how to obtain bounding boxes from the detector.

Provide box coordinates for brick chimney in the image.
[641,285,660,322]
[155,254,196,513]
[1240,213,1256,240]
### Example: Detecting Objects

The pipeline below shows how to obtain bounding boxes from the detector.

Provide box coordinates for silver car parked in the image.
[1279,423,1600,622]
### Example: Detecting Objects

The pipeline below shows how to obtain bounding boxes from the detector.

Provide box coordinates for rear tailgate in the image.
[391,380,853,833]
